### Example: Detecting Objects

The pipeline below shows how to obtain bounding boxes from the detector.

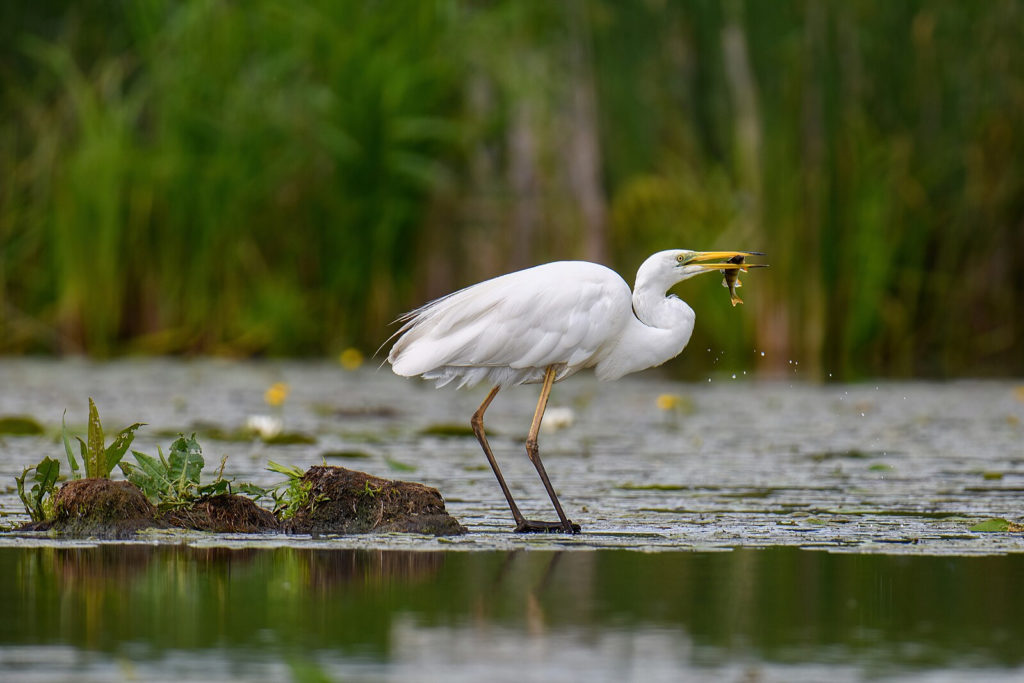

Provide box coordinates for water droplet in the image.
[731,374,736,379]
[760,351,765,357]
[860,412,865,417]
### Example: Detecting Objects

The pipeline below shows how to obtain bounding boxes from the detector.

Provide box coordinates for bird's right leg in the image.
[471,385,528,528]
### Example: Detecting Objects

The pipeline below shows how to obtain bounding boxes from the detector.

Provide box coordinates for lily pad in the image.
[420,423,476,437]
[619,483,688,491]
[969,518,1010,532]
[385,455,417,472]
[263,432,317,445]
[0,416,45,435]
[322,449,373,459]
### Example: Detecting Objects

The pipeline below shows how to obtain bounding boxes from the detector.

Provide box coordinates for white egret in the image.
[387,249,765,533]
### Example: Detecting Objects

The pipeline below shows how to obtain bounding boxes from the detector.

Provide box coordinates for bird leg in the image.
[519,366,580,534]
[471,385,528,529]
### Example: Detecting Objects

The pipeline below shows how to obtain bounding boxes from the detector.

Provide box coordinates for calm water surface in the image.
[1,545,1023,682]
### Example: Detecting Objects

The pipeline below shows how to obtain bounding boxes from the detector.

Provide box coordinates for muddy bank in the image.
[22,479,165,539]
[162,494,280,533]
[285,466,467,536]
[16,466,466,538]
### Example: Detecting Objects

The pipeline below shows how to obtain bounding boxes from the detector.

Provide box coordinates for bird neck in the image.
[594,284,695,381]
[631,280,693,332]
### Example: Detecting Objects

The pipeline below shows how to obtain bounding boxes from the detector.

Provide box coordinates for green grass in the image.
[1,1,1021,378]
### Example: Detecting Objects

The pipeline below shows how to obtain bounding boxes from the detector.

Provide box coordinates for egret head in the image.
[636,249,766,291]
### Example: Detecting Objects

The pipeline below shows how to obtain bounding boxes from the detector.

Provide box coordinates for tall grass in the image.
[1,0,1021,378]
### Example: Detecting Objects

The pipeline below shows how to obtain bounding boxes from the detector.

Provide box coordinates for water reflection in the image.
[1,546,1022,679]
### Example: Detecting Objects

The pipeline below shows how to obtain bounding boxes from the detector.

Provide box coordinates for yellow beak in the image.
[686,251,768,271]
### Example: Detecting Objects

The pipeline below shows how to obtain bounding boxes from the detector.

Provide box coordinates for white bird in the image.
[387,249,765,533]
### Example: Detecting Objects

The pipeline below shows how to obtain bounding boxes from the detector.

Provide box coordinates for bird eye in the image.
[676,253,686,263]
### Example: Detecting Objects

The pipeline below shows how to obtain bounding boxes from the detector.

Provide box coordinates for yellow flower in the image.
[339,347,364,370]
[656,393,681,411]
[264,381,290,406]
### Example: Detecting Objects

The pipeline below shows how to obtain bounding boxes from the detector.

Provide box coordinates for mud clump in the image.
[285,466,467,536]
[163,494,280,533]
[26,478,163,539]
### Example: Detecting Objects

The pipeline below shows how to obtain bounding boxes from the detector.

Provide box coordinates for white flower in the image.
[246,414,283,439]
[541,407,574,433]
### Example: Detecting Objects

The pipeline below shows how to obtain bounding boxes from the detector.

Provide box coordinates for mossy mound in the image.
[285,466,467,536]
[27,478,163,538]
[163,494,280,533]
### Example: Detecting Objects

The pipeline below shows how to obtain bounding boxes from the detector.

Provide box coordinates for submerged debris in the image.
[285,465,467,536]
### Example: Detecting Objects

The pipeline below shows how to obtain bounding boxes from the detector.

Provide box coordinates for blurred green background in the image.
[1,0,1021,379]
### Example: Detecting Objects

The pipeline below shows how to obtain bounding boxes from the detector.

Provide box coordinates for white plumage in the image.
[389,260,629,388]
[386,248,764,534]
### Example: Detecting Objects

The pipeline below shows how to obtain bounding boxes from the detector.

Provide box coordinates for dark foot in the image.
[514,519,581,534]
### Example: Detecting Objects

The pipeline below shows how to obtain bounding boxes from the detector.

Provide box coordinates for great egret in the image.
[388,249,765,533]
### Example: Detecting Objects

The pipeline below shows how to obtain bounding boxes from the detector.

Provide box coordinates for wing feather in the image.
[388,261,632,384]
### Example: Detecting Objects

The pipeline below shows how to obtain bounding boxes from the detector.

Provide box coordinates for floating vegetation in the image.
[618,483,689,491]
[969,518,1024,533]
[311,403,398,418]
[808,449,889,462]
[420,423,476,437]
[384,455,417,473]
[321,450,373,460]
[262,431,317,445]
[0,416,44,435]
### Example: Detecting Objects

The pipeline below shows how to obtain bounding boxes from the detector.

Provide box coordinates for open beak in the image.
[686,251,768,271]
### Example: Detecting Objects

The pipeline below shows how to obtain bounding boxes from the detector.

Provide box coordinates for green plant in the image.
[253,461,328,520]
[120,434,229,507]
[14,398,143,522]
[15,456,60,522]
[63,398,144,479]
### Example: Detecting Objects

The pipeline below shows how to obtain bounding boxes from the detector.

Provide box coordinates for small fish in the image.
[721,254,747,306]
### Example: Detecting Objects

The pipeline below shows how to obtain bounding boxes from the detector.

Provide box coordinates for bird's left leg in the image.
[519,365,580,534]
[471,385,528,528]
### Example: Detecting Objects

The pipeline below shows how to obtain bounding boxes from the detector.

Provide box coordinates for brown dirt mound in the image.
[285,466,467,536]
[163,494,280,533]
[25,478,163,539]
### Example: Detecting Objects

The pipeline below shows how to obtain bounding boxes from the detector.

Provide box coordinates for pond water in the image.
[1,544,1023,682]
[1,359,1023,680]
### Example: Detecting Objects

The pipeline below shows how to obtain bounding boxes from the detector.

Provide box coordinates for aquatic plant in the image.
[14,457,59,523]
[14,398,143,522]
[247,461,328,520]
[64,398,145,479]
[119,434,230,507]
